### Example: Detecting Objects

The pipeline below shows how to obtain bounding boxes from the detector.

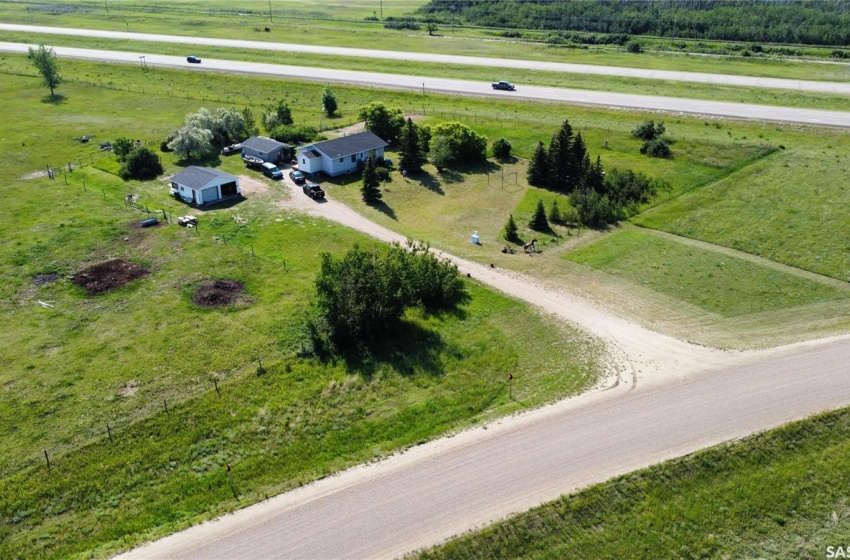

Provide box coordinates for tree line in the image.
[525,120,669,228]
[417,0,850,46]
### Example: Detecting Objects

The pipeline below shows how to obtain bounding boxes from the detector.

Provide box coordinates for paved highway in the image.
[4,23,850,94]
[2,41,850,128]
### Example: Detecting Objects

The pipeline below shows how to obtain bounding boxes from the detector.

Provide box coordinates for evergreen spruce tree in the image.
[503,214,519,242]
[570,132,587,188]
[527,141,548,186]
[399,118,423,174]
[549,199,563,225]
[361,157,382,203]
[549,120,574,191]
[529,199,550,231]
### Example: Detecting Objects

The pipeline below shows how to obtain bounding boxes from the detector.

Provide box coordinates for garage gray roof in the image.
[242,136,286,153]
[311,131,388,159]
[171,166,237,191]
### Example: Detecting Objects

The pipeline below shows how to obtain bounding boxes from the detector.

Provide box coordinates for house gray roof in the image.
[171,166,237,191]
[311,131,388,159]
[303,149,322,159]
[242,136,286,153]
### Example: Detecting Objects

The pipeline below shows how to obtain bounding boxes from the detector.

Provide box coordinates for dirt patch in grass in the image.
[237,175,271,196]
[32,273,60,285]
[72,259,150,295]
[192,280,245,307]
[118,380,138,397]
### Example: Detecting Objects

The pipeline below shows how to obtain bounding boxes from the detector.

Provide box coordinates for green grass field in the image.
[564,228,850,317]
[411,405,850,560]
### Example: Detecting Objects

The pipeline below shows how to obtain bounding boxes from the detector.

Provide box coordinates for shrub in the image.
[640,138,672,158]
[119,146,163,180]
[626,41,643,54]
[112,137,134,162]
[269,124,318,145]
[492,137,512,160]
[632,120,665,141]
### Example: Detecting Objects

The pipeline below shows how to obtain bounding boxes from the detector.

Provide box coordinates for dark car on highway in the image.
[187,56,202,63]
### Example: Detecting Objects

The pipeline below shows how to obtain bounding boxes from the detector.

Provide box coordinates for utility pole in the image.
[269,0,273,22]
[380,0,383,20]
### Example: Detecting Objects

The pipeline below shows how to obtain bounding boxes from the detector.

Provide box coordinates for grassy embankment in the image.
[0,64,601,558]
[411,405,850,560]
[3,29,850,112]
[3,0,850,82]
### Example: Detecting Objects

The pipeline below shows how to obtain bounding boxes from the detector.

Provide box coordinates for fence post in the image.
[213,378,220,396]
[44,449,51,470]
[107,422,113,443]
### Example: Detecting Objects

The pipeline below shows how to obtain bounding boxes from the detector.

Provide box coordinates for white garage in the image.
[170,167,241,206]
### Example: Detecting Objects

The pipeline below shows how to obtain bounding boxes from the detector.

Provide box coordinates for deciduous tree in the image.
[321,85,338,117]
[28,44,61,97]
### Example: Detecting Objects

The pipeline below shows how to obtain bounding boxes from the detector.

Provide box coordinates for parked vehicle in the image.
[186,56,201,63]
[289,170,306,184]
[492,80,516,91]
[261,162,283,180]
[222,143,242,155]
[177,215,198,227]
[302,181,325,200]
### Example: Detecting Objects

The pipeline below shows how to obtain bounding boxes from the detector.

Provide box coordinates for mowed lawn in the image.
[413,406,850,560]
[564,228,850,317]
[634,146,850,282]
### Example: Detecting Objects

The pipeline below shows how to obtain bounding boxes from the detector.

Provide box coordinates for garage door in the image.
[201,186,220,203]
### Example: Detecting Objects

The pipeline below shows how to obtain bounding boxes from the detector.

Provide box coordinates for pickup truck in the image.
[492,81,516,91]
[302,182,325,200]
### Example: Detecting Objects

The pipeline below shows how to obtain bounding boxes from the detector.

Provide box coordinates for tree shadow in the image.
[436,168,464,185]
[367,199,397,220]
[191,195,247,212]
[414,172,444,195]
[42,94,67,105]
[175,153,223,168]
[336,320,448,379]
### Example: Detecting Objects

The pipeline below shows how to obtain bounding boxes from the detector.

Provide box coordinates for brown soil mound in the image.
[193,280,245,307]
[72,259,150,295]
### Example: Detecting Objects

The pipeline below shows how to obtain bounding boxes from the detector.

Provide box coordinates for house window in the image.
[351,155,356,163]
[339,158,344,163]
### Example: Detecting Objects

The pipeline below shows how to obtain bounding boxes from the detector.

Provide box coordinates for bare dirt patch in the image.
[238,175,271,196]
[33,273,60,286]
[72,259,150,295]
[118,380,138,397]
[192,280,246,307]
